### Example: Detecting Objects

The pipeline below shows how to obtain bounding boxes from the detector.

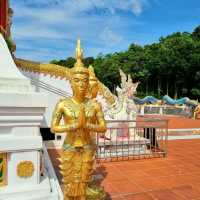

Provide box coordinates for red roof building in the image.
[0,0,9,37]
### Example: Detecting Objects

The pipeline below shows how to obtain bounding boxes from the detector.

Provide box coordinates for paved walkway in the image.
[48,139,200,200]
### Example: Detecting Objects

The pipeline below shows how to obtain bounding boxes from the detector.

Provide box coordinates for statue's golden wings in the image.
[15,58,116,105]
[15,58,71,80]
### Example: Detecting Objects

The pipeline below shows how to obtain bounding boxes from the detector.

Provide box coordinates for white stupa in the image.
[0,33,63,200]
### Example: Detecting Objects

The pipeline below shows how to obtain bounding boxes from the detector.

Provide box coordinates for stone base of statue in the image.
[86,185,106,200]
[97,138,150,158]
[97,121,150,158]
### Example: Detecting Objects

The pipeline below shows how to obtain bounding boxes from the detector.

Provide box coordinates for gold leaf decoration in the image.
[0,153,7,186]
[17,161,34,178]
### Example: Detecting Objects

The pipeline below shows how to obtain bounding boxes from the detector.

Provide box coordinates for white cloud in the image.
[15,46,68,62]
[100,27,123,47]
[10,0,152,61]
[115,0,147,16]
[13,24,67,40]
[12,0,148,18]
[131,0,143,15]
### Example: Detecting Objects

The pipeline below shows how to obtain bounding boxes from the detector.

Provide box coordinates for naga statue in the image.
[51,39,106,200]
[105,69,139,121]
[109,70,142,140]
[132,96,158,105]
[131,93,197,107]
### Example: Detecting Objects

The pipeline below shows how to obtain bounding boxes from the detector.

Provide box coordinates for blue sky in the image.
[10,0,200,62]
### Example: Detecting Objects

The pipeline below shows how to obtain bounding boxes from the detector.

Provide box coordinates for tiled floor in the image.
[48,138,200,200]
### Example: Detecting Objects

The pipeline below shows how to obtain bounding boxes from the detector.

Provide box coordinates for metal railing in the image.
[30,78,71,98]
[96,118,168,161]
[139,104,192,117]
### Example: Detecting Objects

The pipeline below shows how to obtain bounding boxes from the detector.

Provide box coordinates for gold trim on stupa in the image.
[0,153,7,187]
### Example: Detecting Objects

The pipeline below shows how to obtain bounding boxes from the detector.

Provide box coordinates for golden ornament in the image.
[17,161,34,178]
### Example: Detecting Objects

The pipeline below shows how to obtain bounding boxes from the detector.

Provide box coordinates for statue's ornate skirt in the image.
[59,146,95,197]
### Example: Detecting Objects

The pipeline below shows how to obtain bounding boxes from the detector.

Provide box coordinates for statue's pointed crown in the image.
[71,38,89,75]
[88,65,97,80]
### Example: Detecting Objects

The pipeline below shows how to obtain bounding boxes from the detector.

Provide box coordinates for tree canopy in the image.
[50,25,200,100]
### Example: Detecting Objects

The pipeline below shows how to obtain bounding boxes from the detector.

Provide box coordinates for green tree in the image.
[192,25,200,40]
[48,25,200,100]
[83,57,94,66]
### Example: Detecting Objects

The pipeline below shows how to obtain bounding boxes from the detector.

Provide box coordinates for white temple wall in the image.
[21,70,72,128]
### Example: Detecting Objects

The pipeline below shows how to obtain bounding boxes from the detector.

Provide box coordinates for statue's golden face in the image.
[71,73,89,95]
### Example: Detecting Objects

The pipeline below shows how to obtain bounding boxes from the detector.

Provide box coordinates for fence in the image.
[139,105,192,117]
[96,117,168,161]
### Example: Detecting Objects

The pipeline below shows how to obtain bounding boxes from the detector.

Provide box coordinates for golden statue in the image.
[51,39,106,200]
[194,104,200,119]
[87,65,99,99]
